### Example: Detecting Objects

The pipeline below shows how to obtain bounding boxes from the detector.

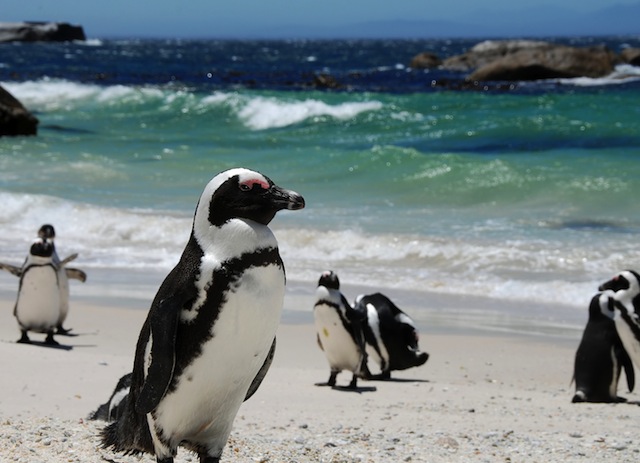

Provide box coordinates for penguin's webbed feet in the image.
[314,371,338,387]
[56,326,73,335]
[44,332,60,346]
[17,331,31,344]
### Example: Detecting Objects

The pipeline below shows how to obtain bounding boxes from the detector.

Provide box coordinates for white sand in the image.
[1,276,639,462]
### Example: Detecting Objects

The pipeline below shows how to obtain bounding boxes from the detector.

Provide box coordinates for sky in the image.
[2,0,639,38]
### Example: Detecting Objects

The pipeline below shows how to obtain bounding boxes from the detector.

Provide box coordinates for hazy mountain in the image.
[251,2,640,39]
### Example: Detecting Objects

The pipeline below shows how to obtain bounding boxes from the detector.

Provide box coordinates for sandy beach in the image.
[1,275,639,463]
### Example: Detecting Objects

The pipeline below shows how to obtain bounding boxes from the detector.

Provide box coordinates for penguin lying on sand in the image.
[313,270,370,389]
[598,270,640,370]
[90,373,133,421]
[13,238,61,345]
[572,291,634,403]
[101,168,304,463]
[354,292,429,379]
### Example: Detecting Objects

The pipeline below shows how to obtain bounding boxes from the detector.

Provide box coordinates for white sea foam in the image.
[0,192,634,310]
[202,91,383,130]
[557,64,640,87]
[1,79,166,111]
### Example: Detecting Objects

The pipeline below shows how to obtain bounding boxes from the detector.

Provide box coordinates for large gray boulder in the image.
[0,21,85,43]
[439,40,620,82]
[0,85,38,136]
[442,40,551,72]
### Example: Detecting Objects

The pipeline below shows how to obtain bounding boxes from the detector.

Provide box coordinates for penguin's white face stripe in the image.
[609,271,640,310]
[193,168,270,244]
[598,290,615,320]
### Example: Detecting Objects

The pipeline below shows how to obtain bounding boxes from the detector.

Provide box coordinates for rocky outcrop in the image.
[621,47,640,66]
[441,40,551,72]
[409,52,442,69]
[419,40,622,82]
[0,21,85,43]
[0,85,38,136]
[466,42,619,81]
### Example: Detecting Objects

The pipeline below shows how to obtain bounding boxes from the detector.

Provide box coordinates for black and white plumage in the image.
[313,270,370,389]
[90,372,133,421]
[38,224,86,334]
[598,270,640,370]
[572,291,634,403]
[13,238,61,345]
[354,292,429,379]
[0,224,86,335]
[101,168,304,463]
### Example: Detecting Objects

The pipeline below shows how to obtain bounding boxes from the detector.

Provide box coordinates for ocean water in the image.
[1,37,640,318]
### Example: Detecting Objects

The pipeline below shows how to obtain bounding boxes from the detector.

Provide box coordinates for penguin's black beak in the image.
[269,185,305,211]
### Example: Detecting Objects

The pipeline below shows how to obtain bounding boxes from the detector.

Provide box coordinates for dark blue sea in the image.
[1,37,640,322]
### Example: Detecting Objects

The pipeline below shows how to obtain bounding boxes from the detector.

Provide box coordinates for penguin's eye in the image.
[239,183,252,192]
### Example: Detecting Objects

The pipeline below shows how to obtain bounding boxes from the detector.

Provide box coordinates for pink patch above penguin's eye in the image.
[240,178,269,191]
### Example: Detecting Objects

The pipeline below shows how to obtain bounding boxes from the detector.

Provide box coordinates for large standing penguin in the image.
[13,237,61,345]
[353,292,429,379]
[101,168,304,463]
[599,270,640,369]
[313,270,370,389]
[572,290,635,403]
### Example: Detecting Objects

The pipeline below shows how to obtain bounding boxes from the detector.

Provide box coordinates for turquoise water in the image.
[1,39,640,311]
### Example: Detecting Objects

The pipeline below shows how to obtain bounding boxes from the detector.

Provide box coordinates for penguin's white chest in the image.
[152,264,285,450]
[314,305,361,371]
[15,265,60,332]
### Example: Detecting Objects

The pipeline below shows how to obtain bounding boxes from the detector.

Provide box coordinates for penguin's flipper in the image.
[0,262,22,277]
[244,337,276,402]
[135,294,182,414]
[60,253,79,266]
[65,267,87,282]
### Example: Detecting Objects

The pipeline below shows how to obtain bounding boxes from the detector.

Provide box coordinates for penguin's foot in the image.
[56,326,73,335]
[17,332,31,344]
[199,455,220,463]
[347,374,358,389]
[372,371,392,381]
[315,371,338,387]
[44,333,60,346]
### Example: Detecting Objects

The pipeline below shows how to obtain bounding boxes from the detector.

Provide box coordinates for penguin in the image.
[353,292,429,379]
[13,237,61,345]
[38,224,87,334]
[0,225,87,335]
[572,291,635,403]
[313,270,370,389]
[90,373,133,421]
[598,270,640,369]
[101,168,305,463]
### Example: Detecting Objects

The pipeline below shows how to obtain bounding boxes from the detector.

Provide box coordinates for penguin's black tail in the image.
[99,397,154,455]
